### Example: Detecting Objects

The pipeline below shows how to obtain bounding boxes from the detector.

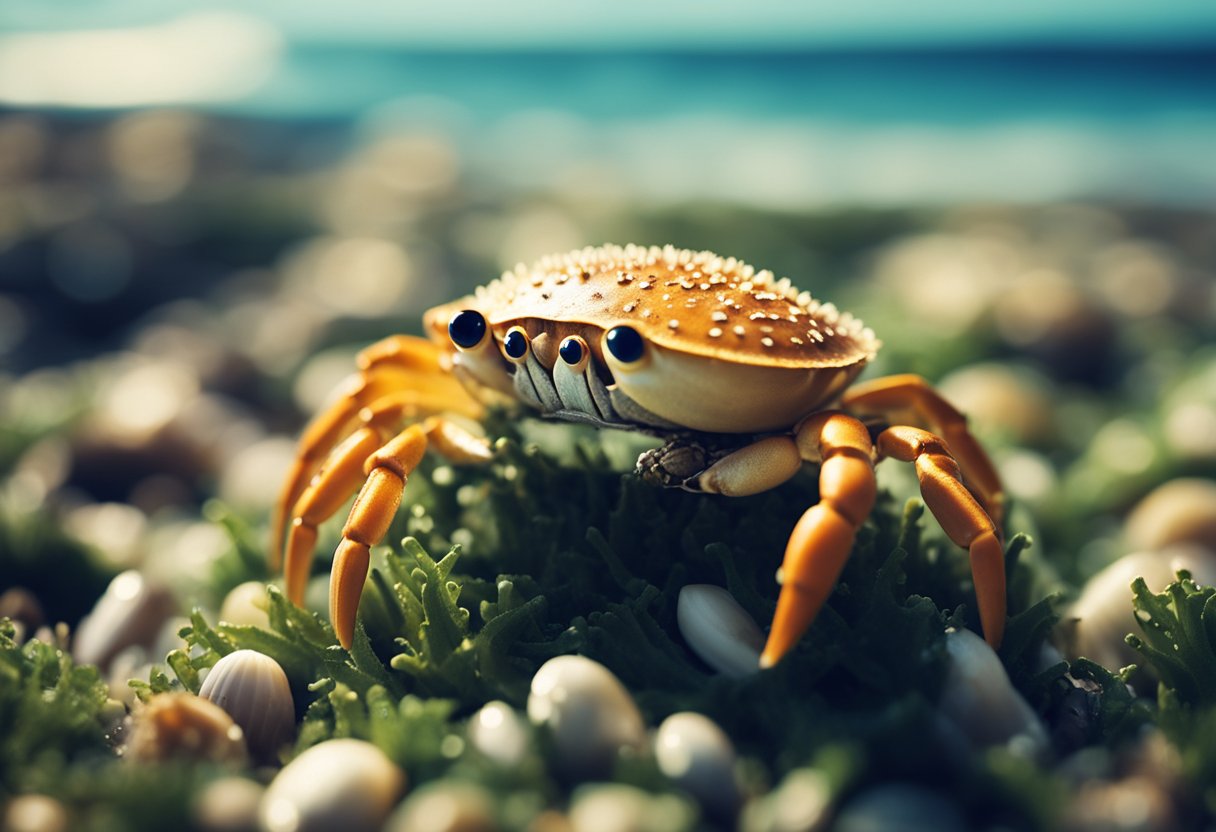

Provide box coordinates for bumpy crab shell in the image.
[448,244,880,369]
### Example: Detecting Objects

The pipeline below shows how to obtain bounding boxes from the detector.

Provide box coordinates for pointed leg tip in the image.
[758,650,778,670]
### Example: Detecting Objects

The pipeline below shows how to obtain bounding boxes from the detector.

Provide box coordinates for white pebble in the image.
[1066,545,1216,673]
[654,712,741,817]
[219,582,272,629]
[259,739,405,832]
[200,650,295,762]
[1125,478,1216,553]
[676,585,763,677]
[527,655,646,780]
[467,700,530,766]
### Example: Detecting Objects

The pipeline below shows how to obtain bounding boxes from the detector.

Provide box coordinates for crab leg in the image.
[876,425,1006,649]
[270,335,482,566]
[760,411,876,669]
[841,374,1004,529]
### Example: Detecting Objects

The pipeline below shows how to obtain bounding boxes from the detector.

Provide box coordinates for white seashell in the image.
[834,785,967,832]
[259,739,406,832]
[73,570,177,671]
[654,712,741,817]
[467,700,530,766]
[127,692,248,765]
[219,581,272,629]
[199,650,295,762]
[527,655,646,781]
[386,781,498,832]
[938,629,1048,757]
[676,585,763,677]
[1065,544,1216,673]
[1125,478,1216,553]
[193,777,265,832]
[569,784,697,832]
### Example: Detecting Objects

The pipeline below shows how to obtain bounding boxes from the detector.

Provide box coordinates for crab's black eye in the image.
[448,310,487,349]
[558,336,584,365]
[605,325,645,364]
[503,327,529,360]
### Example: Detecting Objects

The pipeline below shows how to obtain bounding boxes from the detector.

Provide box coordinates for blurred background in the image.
[1,0,1215,622]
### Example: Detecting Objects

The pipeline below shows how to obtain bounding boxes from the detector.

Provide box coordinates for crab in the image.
[271,244,1006,669]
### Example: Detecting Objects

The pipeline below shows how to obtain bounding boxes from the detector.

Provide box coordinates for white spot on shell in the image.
[668,319,679,329]
[711,311,728,322]
[733,325,745,337]
[676,585,762,677]
[708,327,722,338]
[761,337,775,347]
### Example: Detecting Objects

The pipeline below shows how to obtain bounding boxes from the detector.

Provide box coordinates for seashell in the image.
[219,581,272,629]
[199,650,295,762]
[386,781,499,832]
[72,569,177,672]
[568,784,697,832]
[654,712,741,818]
[739,768,830,832]
[527,655,646,781]
[1065,545,1216,673]
[676,584,763,677]
[2,794,70,832]
[259,738,406,832]
[1125,478,1216,553]
[467,700,531,766]
[938,629,1048,757]
[193,777,265,832]
[126,692,248,765]
[833,784,967,832]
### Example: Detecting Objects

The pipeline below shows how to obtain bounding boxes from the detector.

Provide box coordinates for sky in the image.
[3,0,1216,47]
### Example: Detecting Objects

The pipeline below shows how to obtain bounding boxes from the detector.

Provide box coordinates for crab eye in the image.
[502,326,529,361]
[605,325,645,364]
[558,336,585,366]
[448,310,487,349]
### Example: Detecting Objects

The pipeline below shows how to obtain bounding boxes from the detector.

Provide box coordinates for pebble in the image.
[259,739,405,832]
[218,581,272,629]
[2,794,70,832]
[527,655,646,781]
[386,781,499,832]
[1125,478,1216,553]
[739,767,830,832]
[654,712,741,817]
[568,784,697,832]
[199,650,295,762]
[1065,545,1216,673]
[833,784,967,832]
[938,629,1048,757]
[72,570,177,672]
[467,700,531,766]
[193,777,265,832]
[126,692,248,765]
[676,585,763,677]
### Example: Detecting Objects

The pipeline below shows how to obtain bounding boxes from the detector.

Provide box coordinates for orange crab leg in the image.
[842,374,1005,529]
[876,425,1006,649]
[270,335,482,565]
[760,411,876,669]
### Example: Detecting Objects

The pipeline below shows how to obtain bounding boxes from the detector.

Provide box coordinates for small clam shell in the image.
[939,629,1047,756]
[73,570,177,671]
[527,655,646,781]
[127,692,248,765]
[676,585,762,677]
[219,582,272,629]
[199,650,295,762]
[654,712,741,817]
[467,700,531,766]
[259,739,406,832]
[1066,545,1216,673]
[386,781,499,832]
